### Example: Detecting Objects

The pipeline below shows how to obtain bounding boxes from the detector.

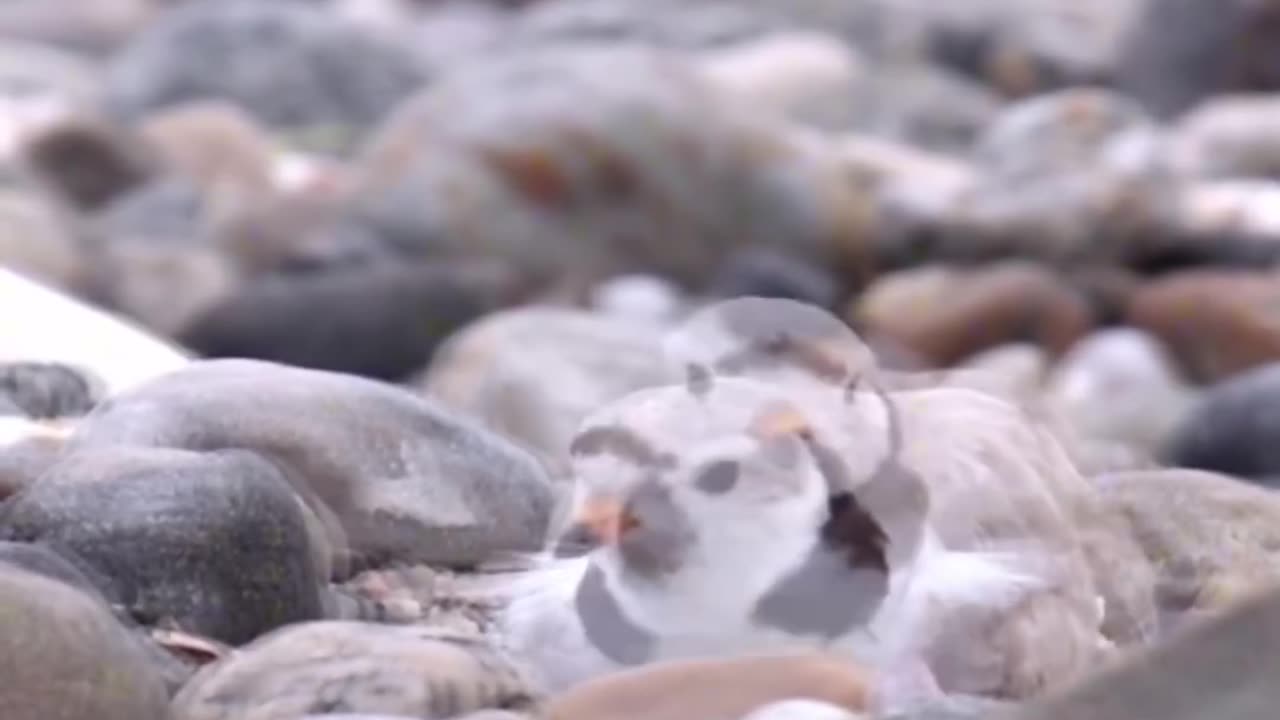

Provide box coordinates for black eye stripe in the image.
[693,459,740,494]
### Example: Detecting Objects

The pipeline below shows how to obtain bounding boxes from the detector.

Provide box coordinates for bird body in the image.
[488,374,1109,700]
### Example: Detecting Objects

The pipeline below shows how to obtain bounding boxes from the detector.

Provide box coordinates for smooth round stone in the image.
[0,563,170,720]
[0,445,325,645]
[69,359,556,572]
[172,621,539,720]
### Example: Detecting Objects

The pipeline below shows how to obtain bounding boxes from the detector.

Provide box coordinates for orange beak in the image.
[572,497,640,546]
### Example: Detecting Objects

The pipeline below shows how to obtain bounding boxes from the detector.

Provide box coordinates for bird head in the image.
[553,375,903,636]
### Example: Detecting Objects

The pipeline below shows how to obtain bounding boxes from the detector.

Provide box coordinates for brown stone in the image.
[138,99,277,196]
[546,653,872,720]
[850,261,1094,368]
[1125,269,1280,383]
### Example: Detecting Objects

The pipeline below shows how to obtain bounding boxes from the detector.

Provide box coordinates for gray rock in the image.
[0,540,119,607]
[707,246,844,310]
[1163,363,1280,484]
[1095,468,1280,626]
[846,60,1003,155]
[344,43,866,286]
[178,259,547,383]
[68,359,556,572]
[0,445,326,645]
[0,0,157,55]
[0,361,100,419]
[1117,0,1280,119]
[171,621,540,720]
[0,563,170,720]
[106,0,430,139]
[422,306,671,478]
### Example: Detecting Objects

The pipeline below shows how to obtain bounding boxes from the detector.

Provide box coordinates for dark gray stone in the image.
[177,259,547,382]
[1163,363,1280,485]
[67,359,556,574]
[0,361,99,419]
[0,445,325,645]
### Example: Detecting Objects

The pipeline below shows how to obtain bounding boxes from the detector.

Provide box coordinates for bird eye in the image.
[694,459,739,494]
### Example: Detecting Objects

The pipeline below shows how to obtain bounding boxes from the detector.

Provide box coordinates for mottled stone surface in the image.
[0,444,325,644]
[172,621,540,720]
[69,359,555,572]
[1096,468,1280,624]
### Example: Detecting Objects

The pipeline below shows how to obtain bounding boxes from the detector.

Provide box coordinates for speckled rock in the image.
[179,259,546,382]
[1126,269,1280,383]
[0,445,325,644]
[1096,468,1280,630]
[69,359,555,573]
[106,0,430,141]
[172,621,540,720]
[344,43,872,287]
[0,562,170,720]
[1162,363,1280,483]
[544,653,872,720]
[850,261,1094,368]
[1011,585,1280,720]
[422,306,671,477]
